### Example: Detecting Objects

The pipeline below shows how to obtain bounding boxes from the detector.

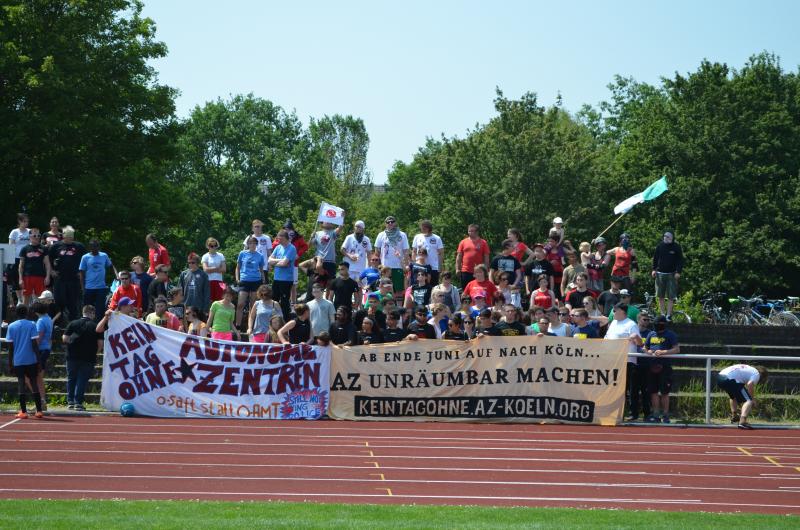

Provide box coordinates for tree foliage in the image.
[1,0,183,261]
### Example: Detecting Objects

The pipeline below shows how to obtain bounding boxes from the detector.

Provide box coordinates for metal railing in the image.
[631,352,800,424]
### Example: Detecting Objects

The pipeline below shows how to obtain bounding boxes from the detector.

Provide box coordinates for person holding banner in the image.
[206,286,238,341]
[277,303,312,344]
[604,302,644,421]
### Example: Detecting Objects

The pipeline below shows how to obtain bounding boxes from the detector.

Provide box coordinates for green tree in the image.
[1,0,182,261]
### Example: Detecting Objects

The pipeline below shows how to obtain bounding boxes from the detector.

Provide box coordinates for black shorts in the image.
[716,374,752,404]
[646,363,672,394]
[39,349,51,370]
[239,280,262,293]
[6,261,20,288]
[14,363,39,382]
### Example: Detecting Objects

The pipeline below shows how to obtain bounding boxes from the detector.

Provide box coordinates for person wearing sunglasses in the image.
[18,227,51,305]
[201,237,227,303]
[108,271,143,317]
[180,252,210,315]
[546,306,573,337]
[235,236,265,330]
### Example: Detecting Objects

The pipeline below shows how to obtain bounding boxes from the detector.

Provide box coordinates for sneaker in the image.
[34,412,44,419]
[644,414,660,423]
[738,422,754,430]
[665,314,673,322]
[661,415,671,424]
[67,404,75,410]
[730,414,740,424]
[625,415,640,422]
[74,404,86,411]
[15,411,28,419]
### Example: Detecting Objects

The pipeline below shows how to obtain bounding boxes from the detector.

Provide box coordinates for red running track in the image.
[1,414,799,514]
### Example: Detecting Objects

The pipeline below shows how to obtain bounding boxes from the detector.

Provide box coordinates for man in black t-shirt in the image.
[489,305,526,336]
[490,240,523,285]
[62,305,102,410]
[327,263,361,311]
[383,310,409,342]
[49,226,86,323]
[524,245,554,295]
[407,306,436,339]
[354,293,386,332]
[329,306,357,345]
[18,228,51,305]
[597,276,624,315]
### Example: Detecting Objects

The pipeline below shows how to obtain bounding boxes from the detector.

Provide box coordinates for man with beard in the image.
[341,220,372,278]
[374,216,410,298]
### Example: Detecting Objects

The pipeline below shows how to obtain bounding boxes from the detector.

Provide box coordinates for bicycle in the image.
[728,295,800,326]
[636,291,692,323]
[700,292,729,324]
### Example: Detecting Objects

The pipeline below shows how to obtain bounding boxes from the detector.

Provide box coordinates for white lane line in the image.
[0,488,707,505]
[0,473,673,489]
[3,437,758,459]
[0,418,21,430]
[2,459,794,482]
[4,429,799,450]
[9,422,800,443]
[0,447,788,468]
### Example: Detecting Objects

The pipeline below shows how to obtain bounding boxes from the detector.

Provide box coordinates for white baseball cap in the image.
[553,217,563,224]
[38,290,54,301]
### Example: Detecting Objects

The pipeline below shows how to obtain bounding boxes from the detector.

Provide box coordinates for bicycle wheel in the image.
[728,311,752,325]
[670,311,692,324]
[769,311,800,327]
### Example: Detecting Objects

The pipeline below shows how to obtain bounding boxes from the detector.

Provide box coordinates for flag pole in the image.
[595,212,627,241]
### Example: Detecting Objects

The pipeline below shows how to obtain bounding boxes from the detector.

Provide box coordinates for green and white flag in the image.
[613,176,669,215]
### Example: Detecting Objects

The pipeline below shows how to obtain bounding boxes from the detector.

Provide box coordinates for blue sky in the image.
[141,1,800,183]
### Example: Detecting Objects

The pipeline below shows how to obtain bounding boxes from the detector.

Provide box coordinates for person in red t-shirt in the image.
[607,232,638,293]
[507,228,535,267]
[462,264,497,303]
[108,271,143,317]
[146,233,170,277]
[455,224,490,288]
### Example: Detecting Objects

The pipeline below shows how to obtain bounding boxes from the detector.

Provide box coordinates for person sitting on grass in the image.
[716,364,768,430]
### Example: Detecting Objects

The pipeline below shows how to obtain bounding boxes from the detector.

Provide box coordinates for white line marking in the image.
[3,459,796,482]
[0,472,674,489]
[0,447,788,468]
[0,418,20,430]
[4,429,799,451]
[0,488,707,505]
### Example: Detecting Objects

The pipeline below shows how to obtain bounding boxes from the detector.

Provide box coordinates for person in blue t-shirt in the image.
[644,315,680,423]
[235,236,266,330]
[33,301,54,408]
[269,229,298,319]
[79,239,116,321]
[6,305,44,419]
[569,308,600,338]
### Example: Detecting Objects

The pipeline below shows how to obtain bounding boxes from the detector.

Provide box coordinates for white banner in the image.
[101,314,330,420]
[317,201,345,225]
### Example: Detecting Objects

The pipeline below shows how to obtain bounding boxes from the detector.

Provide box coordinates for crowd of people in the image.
[3,211,766,428]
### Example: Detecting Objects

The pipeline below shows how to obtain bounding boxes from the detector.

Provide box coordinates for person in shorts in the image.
[651,231,684,321]
[374,216,410,298]
[18,227,52,304]
[644,315,680,423]
[6,304,44,419]
[716,364,768,430]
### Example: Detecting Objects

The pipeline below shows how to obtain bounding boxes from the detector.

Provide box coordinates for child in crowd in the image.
[551,217,565,246]
[185,306,208,337]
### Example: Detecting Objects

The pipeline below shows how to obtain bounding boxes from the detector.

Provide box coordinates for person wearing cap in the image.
[374,216,410,298]
[604,302,644,420]
[412,220,445,286]
[407,305,436,339]
[455,224,490,288]
[95,296,139,335]
[32,301,53,410]
[587,237,610,292]
[716,364,768,430]
[550,217,565,246]
[606,289,639,322]
[598,276,624,316]
[48,225,86,323]
[341,220,372,277]
[469,289,489,315]
[607,233,638,293]
[651,231,684,321]
[353,292,386,333]
[37,290,59,322]
[108,271,143,317]
[644,315,680,423]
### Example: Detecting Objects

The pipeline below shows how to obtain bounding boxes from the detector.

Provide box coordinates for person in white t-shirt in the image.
[341,220,372,276]
[201,237,227,302]
[374,216,410,297]
[8,212,31,303]
[604,302,644,421]
[243,219,272,274]
[412,220,445,286]
[717,364,768,430]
